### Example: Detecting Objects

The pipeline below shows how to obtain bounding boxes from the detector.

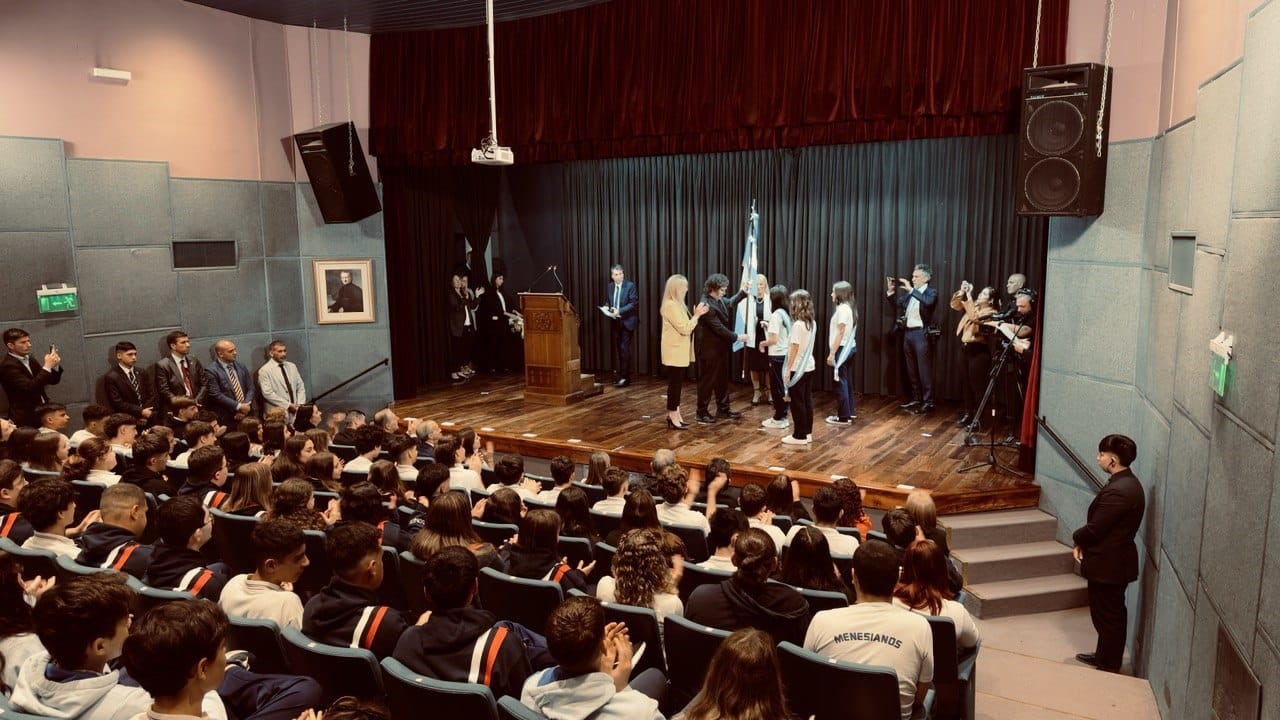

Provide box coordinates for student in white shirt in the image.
[591,466,629,516]
[220,519,308,630]
[759,285,792,429]
[780,290,818,445]
[69,405,111,448]
[891,539,979,649]
[492,453,542,500]
[825,280,858,425]
[783,486,859,556]
[654,464,724,534]
[18,478,97,559]
[696,508,748,572]
[804,540,933,720]
[63,437,122,487]
[534,456,575,504]
[736,483,787,552]
[596,528,683,627]
[436,436,483,494]
[387,435,420,484]
[104,413,137,459]
[170,421,217,469]
[342,426,384,474]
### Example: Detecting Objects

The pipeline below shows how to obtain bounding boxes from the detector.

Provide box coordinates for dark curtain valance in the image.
[370,0,1069,168]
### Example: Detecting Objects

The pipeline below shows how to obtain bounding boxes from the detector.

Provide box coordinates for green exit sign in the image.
[1210,354,1230,397]
[37,286,79,314]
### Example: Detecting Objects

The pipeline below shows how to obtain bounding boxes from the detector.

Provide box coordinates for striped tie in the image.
[127,369,140,399]
[227,365,244,403]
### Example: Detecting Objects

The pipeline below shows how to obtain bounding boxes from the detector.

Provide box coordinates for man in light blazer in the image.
[203,339,255,426]
[604,264,639,387]
[257,339,307,421]
[153,330,207,421]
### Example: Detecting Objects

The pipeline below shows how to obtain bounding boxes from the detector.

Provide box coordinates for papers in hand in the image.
[598,305,619,318]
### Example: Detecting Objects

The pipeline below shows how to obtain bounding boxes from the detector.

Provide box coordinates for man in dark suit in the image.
[693,274,749,424]
[0,327,63,427]
[885,264,939,414]
[203,338,255,427]
[103,341,156,425]
[328,270,364,313]
[1073,434,1146,673]
[153,330,207,420]
[604,264,639,387]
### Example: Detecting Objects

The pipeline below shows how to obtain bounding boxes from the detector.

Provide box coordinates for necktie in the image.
[227,364,244,403]
[127,369,140,399]
[279,362,295,403]
[180,358,193,396]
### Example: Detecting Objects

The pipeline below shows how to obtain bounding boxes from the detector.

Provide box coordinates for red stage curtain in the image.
[370,0,1069,168]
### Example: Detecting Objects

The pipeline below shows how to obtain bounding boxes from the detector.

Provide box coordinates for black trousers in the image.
[665,364,687,411]
[902,328,934,403]
[450,328,475,373]
[1088,580,1129,671]
[788,371,814,439]
[696,350,731,414]
[768,356,789,420]
[961,341,991,417]
[613,322,634,379]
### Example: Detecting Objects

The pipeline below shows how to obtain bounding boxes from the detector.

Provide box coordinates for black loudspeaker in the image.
[293,122,381,223]
[1016,63,1112,217]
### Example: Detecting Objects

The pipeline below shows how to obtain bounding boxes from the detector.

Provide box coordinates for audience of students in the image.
[685,528,810,645]
[596,528,683,624]
[219,519,309,630]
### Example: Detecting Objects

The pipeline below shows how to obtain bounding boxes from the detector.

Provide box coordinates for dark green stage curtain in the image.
[555,134,1045,400]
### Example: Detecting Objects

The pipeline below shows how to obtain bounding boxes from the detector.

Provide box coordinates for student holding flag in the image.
[736,274,773,405]
[780,290,817,445]
[826,281,858,425]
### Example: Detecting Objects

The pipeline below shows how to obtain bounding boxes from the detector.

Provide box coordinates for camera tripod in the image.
[958,323,1027,476]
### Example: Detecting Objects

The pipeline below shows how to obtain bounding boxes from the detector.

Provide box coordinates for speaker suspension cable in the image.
[1096,0,1114,157]
[344,15,354,176]
[1032,0,1043,68]
[310,20,324,125]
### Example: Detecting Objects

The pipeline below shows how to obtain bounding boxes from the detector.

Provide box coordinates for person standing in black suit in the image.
[447,270,484,381]
[103,341,156,426]
[885,265,939,414]
[694,274,749,424]
[0,328,63,427]
[153,330,207,421]
[328,270,364,313]
[1073,434,1146,673]
[604,264,639,387]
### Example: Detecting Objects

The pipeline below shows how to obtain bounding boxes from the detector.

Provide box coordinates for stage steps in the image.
[945,508,1087,619]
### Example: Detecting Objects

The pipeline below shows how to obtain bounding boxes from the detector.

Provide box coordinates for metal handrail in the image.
[310,358,389,404]
[1036,415,1105,491]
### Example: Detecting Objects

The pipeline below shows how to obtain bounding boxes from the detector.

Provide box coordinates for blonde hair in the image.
[905,489,938,535]
[755,274,769,298]
[662,274,689,305]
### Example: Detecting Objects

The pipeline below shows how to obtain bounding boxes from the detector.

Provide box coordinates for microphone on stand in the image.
[526,265,554,292]
[551,265,566,294]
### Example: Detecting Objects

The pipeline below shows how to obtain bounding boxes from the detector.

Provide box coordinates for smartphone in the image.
[49,344,57,354]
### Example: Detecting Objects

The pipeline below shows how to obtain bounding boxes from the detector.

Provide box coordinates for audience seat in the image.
[588,510,620,539]
[314,490,340,505]
[281,627,384,703]
[793,586,849,613]
[496,696,541,720]
[778,641,930,720]
[592,542,616,585]
[339,470,369,488]
[771,515,794,534]
[662,522,710,562]
[298,529,330,594]
[226,615,290,675]
[378,545,406,610]
[210,508,259,573]
[477,567,563,633]
[677,563,732,603]
[522,496,556,511]
[136,585,195,612]
[329,444,358,462]
[867,530,889,543]
[571,481,606,505]
[598,600,665,676]
[0,537,58,581]
[54,554,116,585]
[70,480,106,526]
[21,468,61,482]
[662,614,731,709]
[472,520,518,546]
[165,464,188,489]
[556,535,593,569]
[380,657,498,720]
[927,615,979,720]
[398,550,428,615]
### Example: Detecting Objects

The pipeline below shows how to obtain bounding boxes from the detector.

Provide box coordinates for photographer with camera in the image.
[949,281,998,427]
[885,265,939,415]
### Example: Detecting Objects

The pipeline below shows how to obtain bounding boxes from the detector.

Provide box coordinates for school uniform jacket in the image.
[500,544,588,593]
[392,608,532,702]
[75,524,152,579]
[143,543,229,601]
[0,504,34,545]
[303,578,415,659]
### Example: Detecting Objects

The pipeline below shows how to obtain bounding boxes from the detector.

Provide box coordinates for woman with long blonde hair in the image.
[659,274,710,429]
[781,289,817,445]
[737,274,773,405]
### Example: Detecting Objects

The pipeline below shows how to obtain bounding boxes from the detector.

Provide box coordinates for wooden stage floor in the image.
[393,374,1039,514]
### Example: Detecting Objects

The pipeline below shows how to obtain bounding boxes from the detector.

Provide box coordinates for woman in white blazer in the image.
[660,274,709,429]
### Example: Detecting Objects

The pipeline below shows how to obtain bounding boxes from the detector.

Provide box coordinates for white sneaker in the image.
[825,416,853,426]
[761,418,786,428]
[780,435,811,445]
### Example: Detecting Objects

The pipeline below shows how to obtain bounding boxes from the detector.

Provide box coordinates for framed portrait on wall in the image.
[313,259,375,324]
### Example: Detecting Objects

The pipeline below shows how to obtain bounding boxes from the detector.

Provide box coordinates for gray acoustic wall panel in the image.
[1260,453,1280,664]
[82,328,179,407]
[1045,140,1151,265]
[1145,123,1193,271]
[262,182,299,257]
[171,179,264,259]
[266,259,305,330]
[0,232,75,322]
[1199,410,1275,649]
[1171,250,1224,432]
[1190,65,1242,249]
[1041,262,1140,384]
[1162,411,1209,598]
[74,247,180,335]
[66,159,172,246]
[1232,0,1280,214]
[296,183,387,258]
[1182,584,1224,720]
[1220,218,1280,442]
[306,327,394,412]
[1251,634,1280,718]
[1136,400,1169,555]
[1136,268,1180,420]
[177,259,269,339]
[0,137,68,231]
[1147,555,1194,717]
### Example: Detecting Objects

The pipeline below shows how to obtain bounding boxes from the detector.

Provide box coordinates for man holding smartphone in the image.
[1,327,64,427]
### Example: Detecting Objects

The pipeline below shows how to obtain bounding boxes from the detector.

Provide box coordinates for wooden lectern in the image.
[518,293,601,405]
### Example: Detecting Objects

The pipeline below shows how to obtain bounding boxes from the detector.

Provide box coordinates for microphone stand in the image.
[526,266,555,293]
[958,321,1027,476]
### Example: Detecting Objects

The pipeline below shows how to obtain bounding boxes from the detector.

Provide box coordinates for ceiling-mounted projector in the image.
[471,145,514,166]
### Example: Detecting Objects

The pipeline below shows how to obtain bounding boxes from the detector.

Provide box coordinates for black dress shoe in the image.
[913,403,935,415]
[899,400,921,410]
[666,418,689,430]
[720,409,743,419]
[1075,653,1098,666]
[696,413,717,424]
[615,378,630,387]
[955,413,972,426]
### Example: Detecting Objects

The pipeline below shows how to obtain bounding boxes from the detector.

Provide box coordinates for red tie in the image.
[180,358,193,396]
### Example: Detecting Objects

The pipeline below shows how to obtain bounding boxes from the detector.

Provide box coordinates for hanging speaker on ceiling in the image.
[1016,63,1112,217]
[293,122,382,224]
